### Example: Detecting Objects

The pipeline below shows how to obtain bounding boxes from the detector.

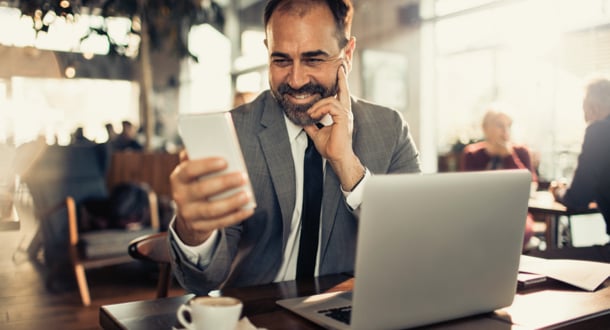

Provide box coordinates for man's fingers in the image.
[178,171,248,206]
[179,150,189,162]
[171,157,228,183]
[179,189,253,223]
[337,63,350,110]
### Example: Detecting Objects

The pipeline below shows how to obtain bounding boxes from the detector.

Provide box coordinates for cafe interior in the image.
[1,0,610,329]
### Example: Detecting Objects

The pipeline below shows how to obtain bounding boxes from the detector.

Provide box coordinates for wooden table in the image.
[529,191,599,248]
[0,205,19,231]
[100,274,610,329]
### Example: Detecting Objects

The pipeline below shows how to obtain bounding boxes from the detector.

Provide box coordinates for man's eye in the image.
[272,59,291,67]
[304,58,324,66]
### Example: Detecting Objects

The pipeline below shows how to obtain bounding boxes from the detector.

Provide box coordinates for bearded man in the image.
[169,0,421,295]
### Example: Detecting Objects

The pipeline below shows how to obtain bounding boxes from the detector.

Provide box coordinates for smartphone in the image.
[178,112,256,210]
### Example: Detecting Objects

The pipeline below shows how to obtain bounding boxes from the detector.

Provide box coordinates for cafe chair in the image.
[128,231,171,298]
[21,142,161,306]
[67,185,160,306]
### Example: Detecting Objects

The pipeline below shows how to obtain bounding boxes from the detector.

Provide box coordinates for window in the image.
[429,0,610,182]
[6,77,139,145]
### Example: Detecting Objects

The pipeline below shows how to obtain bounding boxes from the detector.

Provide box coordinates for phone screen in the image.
[178,112,256,210]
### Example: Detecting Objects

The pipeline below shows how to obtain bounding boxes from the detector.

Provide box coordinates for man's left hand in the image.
[303,64,364,191]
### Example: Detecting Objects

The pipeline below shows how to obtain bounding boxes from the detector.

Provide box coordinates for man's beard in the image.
[272,82,337,126]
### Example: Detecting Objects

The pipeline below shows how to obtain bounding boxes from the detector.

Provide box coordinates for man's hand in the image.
[303,63,365,191]
[170,151,255,246]
[549,179,568,202]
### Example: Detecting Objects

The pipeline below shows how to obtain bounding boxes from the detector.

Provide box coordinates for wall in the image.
[351,0,434,170]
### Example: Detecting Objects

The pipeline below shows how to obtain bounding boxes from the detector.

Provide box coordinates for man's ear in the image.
[584,104,601,123]
[343,36,356,73]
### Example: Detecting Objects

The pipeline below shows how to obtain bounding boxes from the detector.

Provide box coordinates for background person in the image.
[70,126,95,146]
[460,108,537,177]
[113,120,143,151]
[551,75,610,241]
[105,123,118,143]
[461,106,539,250]
[168,0,421,296]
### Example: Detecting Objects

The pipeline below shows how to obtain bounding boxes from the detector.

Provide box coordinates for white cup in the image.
[176,296,243,330]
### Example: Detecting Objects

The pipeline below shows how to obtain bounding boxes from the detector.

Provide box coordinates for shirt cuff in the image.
[169,218,218,268]
[342,167,370,210]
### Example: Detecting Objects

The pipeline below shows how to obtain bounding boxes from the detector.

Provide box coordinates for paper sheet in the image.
[519,255,610,291]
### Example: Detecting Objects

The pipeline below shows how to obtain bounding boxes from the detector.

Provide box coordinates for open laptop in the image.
[277,169,531,330]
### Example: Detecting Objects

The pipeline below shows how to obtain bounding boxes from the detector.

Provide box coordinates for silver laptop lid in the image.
[351,170,531,330]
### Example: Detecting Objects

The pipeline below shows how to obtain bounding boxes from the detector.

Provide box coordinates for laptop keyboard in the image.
[317,306,352,325]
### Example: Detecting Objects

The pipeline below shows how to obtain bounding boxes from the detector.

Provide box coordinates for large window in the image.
[2,77,139,145]
[428,0,610,182]
[179,23,232,114]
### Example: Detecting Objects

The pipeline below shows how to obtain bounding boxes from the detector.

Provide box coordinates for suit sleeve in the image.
[561,124,604,209]
[386,111,421,174]
[169,223,242,296]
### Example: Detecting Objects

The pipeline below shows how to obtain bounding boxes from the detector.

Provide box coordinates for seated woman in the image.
[460,107,539,250]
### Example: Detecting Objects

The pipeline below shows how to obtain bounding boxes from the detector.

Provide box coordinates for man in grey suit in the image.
[169,0,421,296]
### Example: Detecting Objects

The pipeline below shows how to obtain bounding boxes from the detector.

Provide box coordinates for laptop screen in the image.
[277,170,531,330]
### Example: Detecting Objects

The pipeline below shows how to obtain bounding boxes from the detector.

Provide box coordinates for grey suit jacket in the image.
[170,91,421,295]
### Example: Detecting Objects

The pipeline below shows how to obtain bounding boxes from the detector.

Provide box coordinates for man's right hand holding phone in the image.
[170,152,255,246]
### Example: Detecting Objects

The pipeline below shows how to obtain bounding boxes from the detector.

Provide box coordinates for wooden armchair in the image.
[128,231,171,298]
[21,143,161,306]
[67,185,160,306]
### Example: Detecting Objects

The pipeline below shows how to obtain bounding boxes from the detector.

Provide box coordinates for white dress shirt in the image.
[170,115,370,281]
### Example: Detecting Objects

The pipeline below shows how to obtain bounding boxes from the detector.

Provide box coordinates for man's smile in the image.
[287,92,318,104]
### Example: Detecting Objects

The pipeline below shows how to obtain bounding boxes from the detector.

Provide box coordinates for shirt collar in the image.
[284,115,305,142]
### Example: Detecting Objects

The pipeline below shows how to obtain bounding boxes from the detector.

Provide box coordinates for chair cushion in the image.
[78,182,154,232]
[79,228,158,259]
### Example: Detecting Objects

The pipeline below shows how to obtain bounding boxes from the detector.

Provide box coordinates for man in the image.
[169,0,421,295]
[552,76,610,238]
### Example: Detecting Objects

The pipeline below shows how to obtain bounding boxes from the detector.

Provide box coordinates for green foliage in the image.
[17,0,226,61]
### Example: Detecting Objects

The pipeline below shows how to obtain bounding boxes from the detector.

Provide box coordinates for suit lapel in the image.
[258,99,296,246]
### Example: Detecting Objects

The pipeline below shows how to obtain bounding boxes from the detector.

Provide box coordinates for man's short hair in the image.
[263,0,353,48]
[584,76,610,117]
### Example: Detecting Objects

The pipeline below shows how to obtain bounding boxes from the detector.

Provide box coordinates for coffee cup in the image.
[176,296,242,330]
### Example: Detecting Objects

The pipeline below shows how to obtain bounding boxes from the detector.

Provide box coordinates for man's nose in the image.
[287,62,309,89]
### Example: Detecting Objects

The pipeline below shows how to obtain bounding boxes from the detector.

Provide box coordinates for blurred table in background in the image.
[0,176,19,231]
[0,204,19,231]
[529,191,600,248]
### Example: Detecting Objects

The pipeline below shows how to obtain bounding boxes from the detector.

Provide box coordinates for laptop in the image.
[277,169,531,330]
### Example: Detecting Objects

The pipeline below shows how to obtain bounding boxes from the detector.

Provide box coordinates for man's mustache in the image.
[277,83,335,97]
